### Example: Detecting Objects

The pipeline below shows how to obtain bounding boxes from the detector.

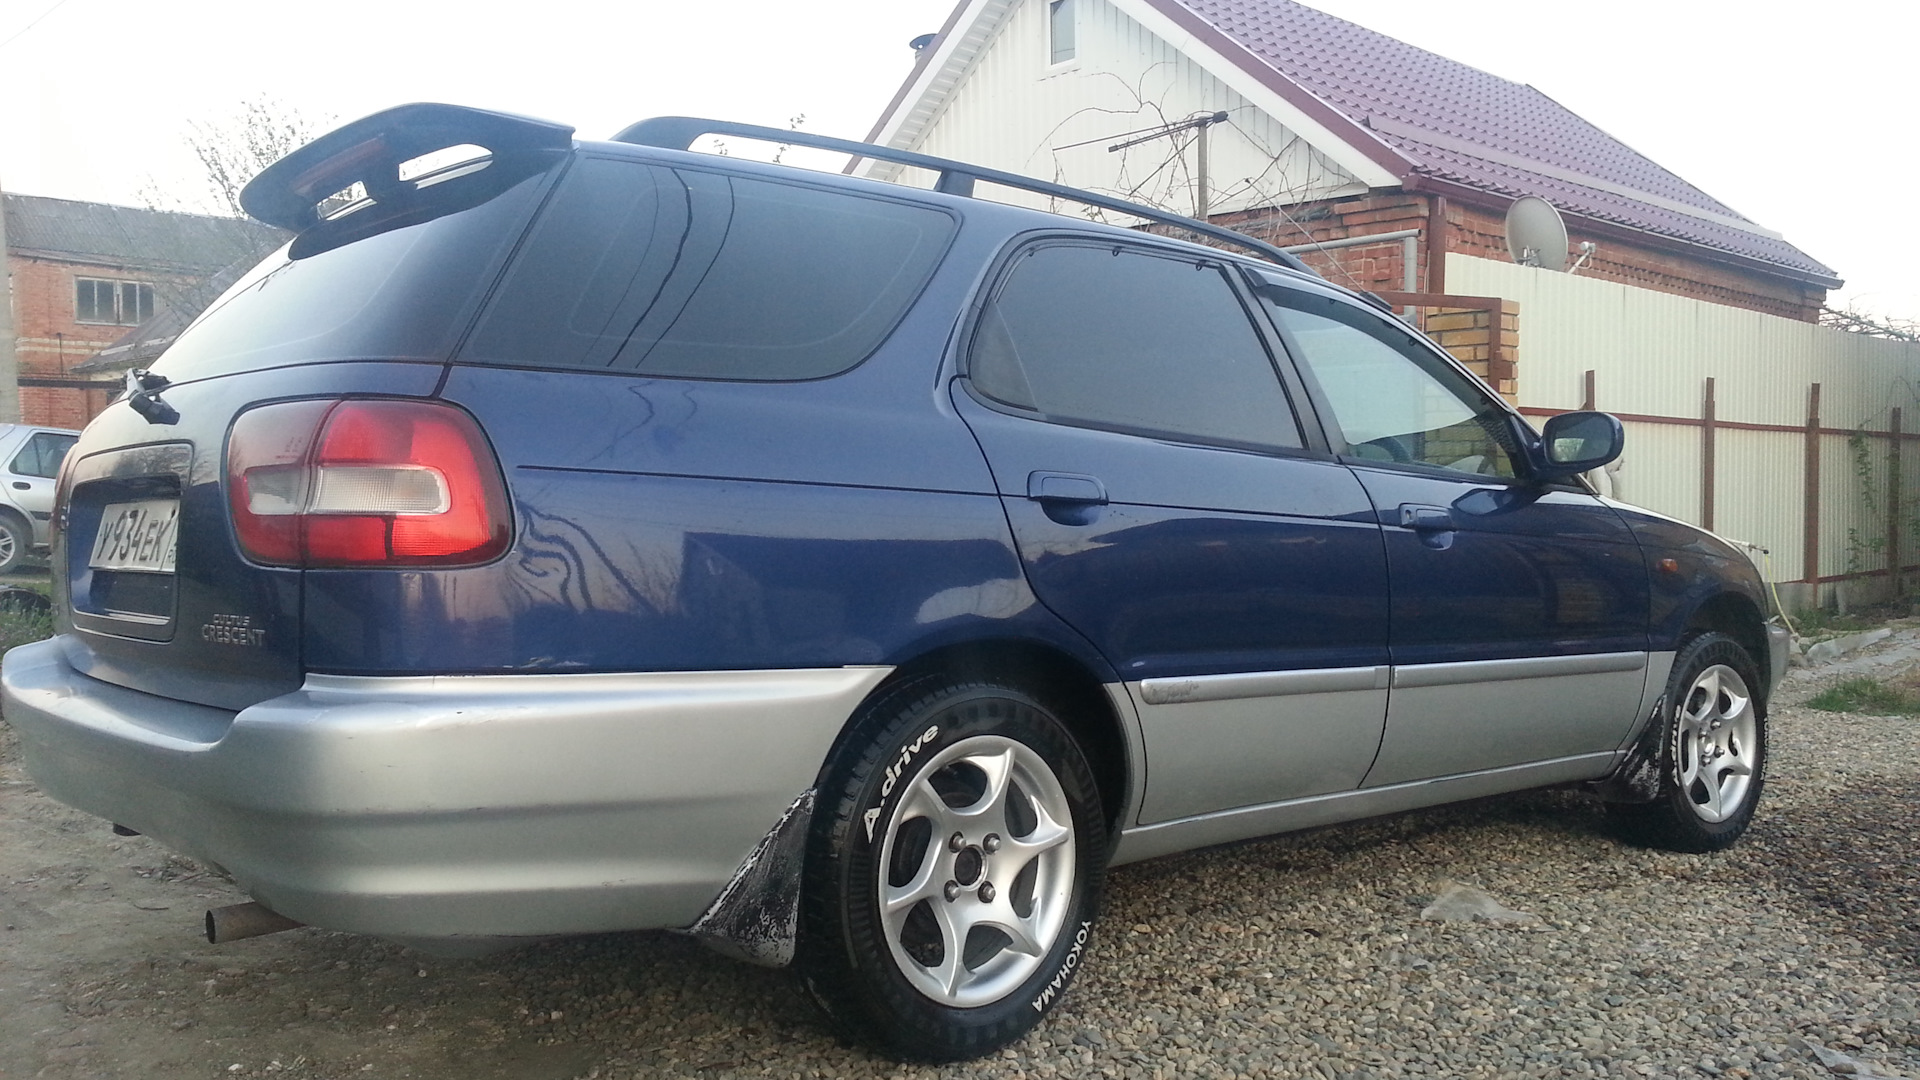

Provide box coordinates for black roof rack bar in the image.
[611,116,1314,275]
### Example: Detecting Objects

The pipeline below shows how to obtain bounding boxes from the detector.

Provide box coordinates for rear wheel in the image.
[799,678,1106,1062]
[0,513,27,575]
[1610,632,1767,852]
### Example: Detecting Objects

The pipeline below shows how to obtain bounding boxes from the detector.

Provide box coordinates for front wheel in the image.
[1609,632,1767,852]
[798,678,1106,1062]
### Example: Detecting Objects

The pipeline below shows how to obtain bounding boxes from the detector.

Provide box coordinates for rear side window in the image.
[464,157,957,381]
[970,244,1301,451]
[151,157,557,381]
[9,431,77,478]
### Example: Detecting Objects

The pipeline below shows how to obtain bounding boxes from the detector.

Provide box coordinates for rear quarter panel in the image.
[311,352,1110,678]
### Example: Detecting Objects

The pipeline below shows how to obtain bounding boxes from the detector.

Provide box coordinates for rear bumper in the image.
[3,637,888,940]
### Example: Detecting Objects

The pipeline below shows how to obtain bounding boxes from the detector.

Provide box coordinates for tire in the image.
[1609,632,1767,853]
[0,513,26,575]
[798,677,1107,1062]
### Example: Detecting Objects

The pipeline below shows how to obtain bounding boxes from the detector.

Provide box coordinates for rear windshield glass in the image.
[149,158,555,382]
[461,156,956,381]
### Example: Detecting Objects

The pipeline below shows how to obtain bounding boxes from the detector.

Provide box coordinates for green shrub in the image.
[0,607,52,655]
[1807,676,1920,716]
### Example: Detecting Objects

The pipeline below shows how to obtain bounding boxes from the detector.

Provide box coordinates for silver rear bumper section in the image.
[3,638,888,945]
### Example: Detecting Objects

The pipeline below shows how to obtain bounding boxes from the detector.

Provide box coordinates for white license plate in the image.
[90,499,179,573]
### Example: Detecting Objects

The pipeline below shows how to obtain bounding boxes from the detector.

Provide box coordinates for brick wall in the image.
[1216,194,1432,295]
[1422,303,1520,405]
[1445,202,1825,322]
[1214,194,1825,323]
[5,255,191,429]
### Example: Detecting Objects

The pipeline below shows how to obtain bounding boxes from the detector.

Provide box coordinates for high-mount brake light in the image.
[227,399,510,568]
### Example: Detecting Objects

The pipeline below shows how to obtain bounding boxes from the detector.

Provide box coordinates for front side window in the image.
[465,157,956,381]
[970,243,1301,451]
[1049,0,1076,64]
[75,278,154,326]
[1263,289,1517,478]
[9,431,77,479]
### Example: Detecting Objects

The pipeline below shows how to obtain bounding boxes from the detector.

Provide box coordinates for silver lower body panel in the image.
[2,638,889,942]
[1113,751,1620,865]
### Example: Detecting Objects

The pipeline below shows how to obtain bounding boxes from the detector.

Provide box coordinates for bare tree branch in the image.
[142,96,333,219]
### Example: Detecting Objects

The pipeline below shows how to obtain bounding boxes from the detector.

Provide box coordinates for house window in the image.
[1049,0,1076,64]
[75,278,155,326]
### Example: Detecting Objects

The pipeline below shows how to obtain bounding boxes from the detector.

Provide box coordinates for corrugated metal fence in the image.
[1446,255,1920,601]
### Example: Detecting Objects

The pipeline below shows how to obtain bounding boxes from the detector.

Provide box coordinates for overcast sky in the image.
[1,0,1911,321]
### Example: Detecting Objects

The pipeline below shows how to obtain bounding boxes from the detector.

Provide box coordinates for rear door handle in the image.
[10,482,27,491]
[1027,472,1107,504]
[1027,472,1107,526]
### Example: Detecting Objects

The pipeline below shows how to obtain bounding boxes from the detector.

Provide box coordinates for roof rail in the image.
[612,117,1314,276]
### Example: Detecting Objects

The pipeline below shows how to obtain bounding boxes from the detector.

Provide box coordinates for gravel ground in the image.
[2,646,1916,1080]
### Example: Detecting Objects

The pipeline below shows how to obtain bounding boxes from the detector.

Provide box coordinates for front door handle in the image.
[1399,503,1455,549]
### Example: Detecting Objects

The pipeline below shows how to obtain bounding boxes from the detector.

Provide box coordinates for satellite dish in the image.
[1505,196,1569,271]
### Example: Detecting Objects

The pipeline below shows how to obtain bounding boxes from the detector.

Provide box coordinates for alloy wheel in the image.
[875,734,1077,1007]
[1673,662,1759,823]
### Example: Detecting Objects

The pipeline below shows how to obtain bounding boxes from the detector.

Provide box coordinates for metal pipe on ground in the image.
[205,903,303,944]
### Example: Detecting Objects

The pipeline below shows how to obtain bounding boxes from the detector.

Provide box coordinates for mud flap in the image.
[1586,693,1668,804]
[683,789,813,967]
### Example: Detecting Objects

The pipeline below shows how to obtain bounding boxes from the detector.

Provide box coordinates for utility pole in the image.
[0,182,20,423]
[1103,111,1230,219]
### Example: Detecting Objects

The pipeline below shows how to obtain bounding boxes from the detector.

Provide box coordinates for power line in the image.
[0,0,71,52]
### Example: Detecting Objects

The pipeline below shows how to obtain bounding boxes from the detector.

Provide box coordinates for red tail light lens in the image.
[227,399,511,568]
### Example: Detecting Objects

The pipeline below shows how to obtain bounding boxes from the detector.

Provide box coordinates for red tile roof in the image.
[1155,0,1839,285]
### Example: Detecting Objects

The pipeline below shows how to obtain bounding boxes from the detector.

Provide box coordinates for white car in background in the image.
[0,424,80,574]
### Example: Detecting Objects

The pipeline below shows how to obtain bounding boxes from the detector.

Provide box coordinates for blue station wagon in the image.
[2,104,1788,1061]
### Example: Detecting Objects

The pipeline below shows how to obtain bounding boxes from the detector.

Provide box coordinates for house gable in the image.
[871,0,1839,298]
[863,0,1389,219]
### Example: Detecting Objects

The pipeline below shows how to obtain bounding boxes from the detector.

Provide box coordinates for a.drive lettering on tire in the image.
[863,723,941,843]
[799,677,1107,1063]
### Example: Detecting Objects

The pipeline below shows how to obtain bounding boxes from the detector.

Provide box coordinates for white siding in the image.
[1448,253,1920,593]
[873,0,1366,219]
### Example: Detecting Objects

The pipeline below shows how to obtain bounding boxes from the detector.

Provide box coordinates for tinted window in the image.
[1263,289,1517,478]
[151,157,556,381]
[971,244,1300,450]
[9,432,77,479]
[464,158,956,381]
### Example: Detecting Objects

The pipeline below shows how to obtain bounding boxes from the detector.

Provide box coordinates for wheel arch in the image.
[840,637,1136,838]
[0,503,31,537]
[1681,591,1772,703]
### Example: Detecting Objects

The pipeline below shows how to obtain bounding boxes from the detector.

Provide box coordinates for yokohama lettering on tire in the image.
[798,677,1107,1062]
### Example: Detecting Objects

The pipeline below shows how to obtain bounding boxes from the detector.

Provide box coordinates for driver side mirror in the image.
[1533,411,1624,481]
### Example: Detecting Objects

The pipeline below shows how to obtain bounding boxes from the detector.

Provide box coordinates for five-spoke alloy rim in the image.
[875,734,1076,1007]
[1673,662,1759,823]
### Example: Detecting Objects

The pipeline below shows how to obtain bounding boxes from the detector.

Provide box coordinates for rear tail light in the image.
[227,399,511,568]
